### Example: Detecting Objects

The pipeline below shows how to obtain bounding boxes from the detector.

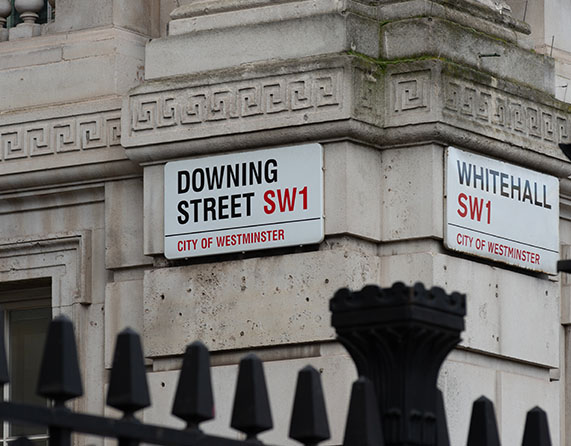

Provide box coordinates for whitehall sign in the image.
[445,147,559,274]
[164,144,324,259]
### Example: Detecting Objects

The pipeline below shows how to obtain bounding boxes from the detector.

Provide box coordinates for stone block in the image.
[105,279,144,368]
[75,303,106,415]
[146,1,349,79]
[91,228,107,305]
[0,29,146,111]
[381,16,555,94]
[112,0,158,36]
[498,370,559,446]
[0,95,142,191]
[381,251,560,367]
[380,145,444,241]
[123,56,354,152]
[51,0,113,33]
[143,241,380,357]
[143,164,164,256]
[8,23,41,40]
[545,1,571,54]
[324,142,382,241]
[145,352,357,445]
[0,46,62,70]
[439,355,497,446]
[105,178,152,269]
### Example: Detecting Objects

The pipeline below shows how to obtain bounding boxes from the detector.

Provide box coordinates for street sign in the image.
[164,144,323,259]
[445,147,559,274]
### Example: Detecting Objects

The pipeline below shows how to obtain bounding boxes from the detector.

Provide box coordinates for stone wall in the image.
[1,1,571,446]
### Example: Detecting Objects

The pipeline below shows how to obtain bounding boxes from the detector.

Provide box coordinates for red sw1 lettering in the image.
[264,187,308,214]
[457,193,491,224]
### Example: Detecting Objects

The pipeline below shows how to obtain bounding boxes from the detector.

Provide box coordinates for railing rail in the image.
[0,282,555,446]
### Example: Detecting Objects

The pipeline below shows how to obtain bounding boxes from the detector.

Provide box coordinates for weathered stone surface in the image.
[380,250,559,367]
[498,369,559,446]
[143,164,164,256]
[381,17,554,94]
[8,23,41,40]
[105,178,152,269]
[0,97,141,191]
[0,28,146,111]
[0,232,92,306]
[123,56,571,180]
[380,145,443,241]
[124,56,353,150]
[324,142,382,241]
[440,349,559,446]
[145,350,356,446]
[105,279,144,368]
[50,0,113,32]
[146,0,380,80]
[143,239,380,357]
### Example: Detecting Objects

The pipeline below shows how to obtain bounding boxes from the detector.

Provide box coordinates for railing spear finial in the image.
[107,327,151,419]
[172,341,215,430]
[289,365,330,446]
[37,315,83,406]
[231,354,273,442]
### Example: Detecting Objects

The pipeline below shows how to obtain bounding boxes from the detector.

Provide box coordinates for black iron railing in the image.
[0,282,554,446]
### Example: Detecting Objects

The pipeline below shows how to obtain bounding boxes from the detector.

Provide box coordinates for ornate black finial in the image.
[330,282,466,446]
[172,341,214,430]
[106,328,150,418]
[230,354,273,441]
[289,365,330,446]
[37,315,83,406]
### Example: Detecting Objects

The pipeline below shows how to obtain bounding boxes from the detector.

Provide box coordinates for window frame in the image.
[0,281,51,446]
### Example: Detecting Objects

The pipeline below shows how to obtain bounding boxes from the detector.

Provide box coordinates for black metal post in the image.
[330,283,466,446]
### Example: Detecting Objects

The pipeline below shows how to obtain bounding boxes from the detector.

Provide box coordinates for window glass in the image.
[8,307,51,438]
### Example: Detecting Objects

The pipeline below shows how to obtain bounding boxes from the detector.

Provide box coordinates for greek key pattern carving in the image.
[390,71,431,114]
[129,70,343,134]
[0,112,121,162]
[354,68,383,119]
[444,80,570,143]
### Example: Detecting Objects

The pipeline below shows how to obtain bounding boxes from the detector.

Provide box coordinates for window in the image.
[0,279,51,446]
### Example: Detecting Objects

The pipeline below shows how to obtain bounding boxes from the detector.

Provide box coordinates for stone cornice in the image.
[122,55,571,178]
[0,97,141,192]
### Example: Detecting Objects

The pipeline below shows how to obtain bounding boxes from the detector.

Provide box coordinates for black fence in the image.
[0,282,554,446]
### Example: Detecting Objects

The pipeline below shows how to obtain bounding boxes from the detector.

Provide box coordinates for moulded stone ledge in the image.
[122,55,571,178]
[0,27,147,112]
[380,16,554,94]
[0,97,141,192]
[358,0,531,46]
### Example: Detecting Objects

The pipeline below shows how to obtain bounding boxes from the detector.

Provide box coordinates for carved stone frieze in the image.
[0,111,121,162]
[443,79,570,145]
[386,70,435,127]
[125,68,346,147]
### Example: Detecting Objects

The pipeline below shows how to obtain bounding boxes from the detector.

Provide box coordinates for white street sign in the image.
[164,144,323,259]
[445,147,559,274]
